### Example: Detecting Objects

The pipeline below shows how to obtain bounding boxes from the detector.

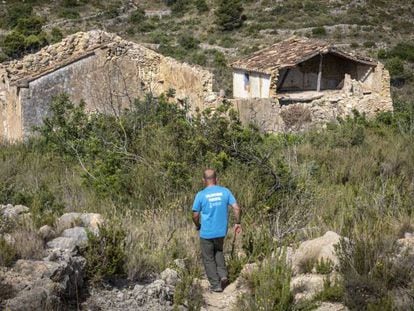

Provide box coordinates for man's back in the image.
[192,185,236,239]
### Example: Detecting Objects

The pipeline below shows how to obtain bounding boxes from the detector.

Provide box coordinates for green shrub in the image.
[385,57,405,77]
[84,220,127,283]
[314,277,344,302]
[49,27,63,44]
[236,251,294,310]
[173,266,203,310]
[389,42,414,62]
[2,31,26,57]
[312,26,327,37]
[178,34,199,50]
[58,8,80,19]
[215,0,246,31]
[129,8,145,24]
[195,0,209,12]
[315,258,334,275]
[15,16,45,36]
[4,3,33,28]
[0,237,17,267]
[363,41,376,48]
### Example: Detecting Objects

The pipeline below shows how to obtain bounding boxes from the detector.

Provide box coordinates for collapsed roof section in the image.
[231,37,377,74]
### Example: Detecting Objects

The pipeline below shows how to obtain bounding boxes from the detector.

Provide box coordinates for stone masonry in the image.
[0,30,213,141]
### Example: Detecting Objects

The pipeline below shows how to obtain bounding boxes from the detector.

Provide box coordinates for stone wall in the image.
[0,31,213,140]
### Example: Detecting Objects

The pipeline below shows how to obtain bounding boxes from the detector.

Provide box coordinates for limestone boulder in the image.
[38,225,56,241]
[315,302,348,311]
[292,231,342,274]
[3,251,86,310]
[56,212,104,233]
[160,268,179,287]
[290,273,325,302]
[1,204,30,219]
[47,226,88,251]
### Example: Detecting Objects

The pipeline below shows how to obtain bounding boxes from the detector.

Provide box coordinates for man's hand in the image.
[234,223,242,235]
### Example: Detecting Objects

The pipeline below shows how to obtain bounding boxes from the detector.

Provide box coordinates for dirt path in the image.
[198,279,248,311]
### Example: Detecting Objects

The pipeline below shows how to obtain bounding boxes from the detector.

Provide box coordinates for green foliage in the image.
[49,27,63,43]
[84,220,127,283]
[314,277,344,302]
[178,33,200,50]
[385,57,405,77]
[315,258,334,275]
[195,0,209,12]
[236,251,294,310]
[0,237,17,267]
[312,26,327,37]
[2,31,27,57]
[129,8,146,24]
[215,0,246,31]
[173,266,203,310]
[58,7,80,19]
[336,233,414,310]
[3,3,33,29]
[15,16,45,36]
[29,184,65,228]
[388,42,414,62]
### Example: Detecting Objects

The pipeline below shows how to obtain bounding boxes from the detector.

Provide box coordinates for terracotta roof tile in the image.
[231,37,377,74]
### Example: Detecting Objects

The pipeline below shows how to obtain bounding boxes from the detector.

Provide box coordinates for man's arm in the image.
[231,203,242,234]
[192,211,201,230]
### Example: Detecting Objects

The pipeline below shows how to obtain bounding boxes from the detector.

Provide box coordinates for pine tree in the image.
[215,0,245,31]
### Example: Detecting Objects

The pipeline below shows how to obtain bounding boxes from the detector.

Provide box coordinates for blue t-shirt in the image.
[192,185,237,239]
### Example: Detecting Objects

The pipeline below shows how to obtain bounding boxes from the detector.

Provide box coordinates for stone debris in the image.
[0,212,101,310]
[82,269,177,311]
[0,204,30,219]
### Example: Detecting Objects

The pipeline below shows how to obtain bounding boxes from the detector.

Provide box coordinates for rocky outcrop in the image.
[2,249,86,310]
[0,204,30,219]
[292,231,341,274]
[82,269,179,311]
[0,212,105,310]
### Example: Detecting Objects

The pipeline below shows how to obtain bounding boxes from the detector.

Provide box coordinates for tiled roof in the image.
[231,37,377,74]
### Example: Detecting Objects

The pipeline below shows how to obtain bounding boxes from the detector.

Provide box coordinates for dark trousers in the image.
[200,237,228,288]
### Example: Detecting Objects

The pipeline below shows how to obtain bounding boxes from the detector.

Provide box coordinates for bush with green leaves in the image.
[236,250,294,310]
[0,237,17,267]
[84,220,127,283]
[215,0,246,31]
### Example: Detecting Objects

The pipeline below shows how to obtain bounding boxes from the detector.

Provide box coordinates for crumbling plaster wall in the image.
[232,63,393,133]
[233,69,271,99]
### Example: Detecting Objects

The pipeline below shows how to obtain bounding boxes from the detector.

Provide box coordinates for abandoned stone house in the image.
[0,30,213,141]
[231,37,393,132]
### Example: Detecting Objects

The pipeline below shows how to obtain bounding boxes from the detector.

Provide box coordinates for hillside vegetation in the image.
[0,0,413,96]
[1,0,414,310]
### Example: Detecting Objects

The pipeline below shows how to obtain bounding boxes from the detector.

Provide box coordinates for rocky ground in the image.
[2,204,414,310]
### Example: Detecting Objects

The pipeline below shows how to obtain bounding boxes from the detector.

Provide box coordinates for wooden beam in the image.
[317,54,323,92]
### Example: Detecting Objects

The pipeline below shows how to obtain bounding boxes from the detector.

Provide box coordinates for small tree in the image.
[215,0,246,31]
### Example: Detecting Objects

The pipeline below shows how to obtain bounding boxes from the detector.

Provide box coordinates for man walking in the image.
[192,169,242,292]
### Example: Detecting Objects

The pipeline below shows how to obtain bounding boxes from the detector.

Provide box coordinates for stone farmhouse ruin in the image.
[0,33,393,140]
[0,30,213,141]
[231,37,393,132]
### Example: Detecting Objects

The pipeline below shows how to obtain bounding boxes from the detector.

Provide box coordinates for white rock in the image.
[292,231,341,274]
[160,268,179,287]
[38,225,55,241]
[290,274,325,302]
[2,205,29,219]
[315,302,348,311]
[57,212,104,233]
